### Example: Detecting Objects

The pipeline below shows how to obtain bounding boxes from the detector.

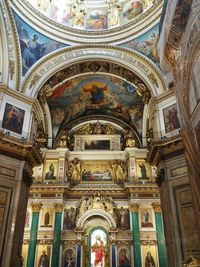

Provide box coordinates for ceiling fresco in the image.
[13,13,67,76]
[26,0,155,31]
[46,74,144,138]
[120,24,159,64]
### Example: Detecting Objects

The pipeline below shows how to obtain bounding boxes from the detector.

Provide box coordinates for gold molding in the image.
[54,203,64,212]
[31,202,43,212]
[152,202,161,212]
[129,203,140,212]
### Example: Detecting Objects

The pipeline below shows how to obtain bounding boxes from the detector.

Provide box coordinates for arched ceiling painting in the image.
[46,74,144,140]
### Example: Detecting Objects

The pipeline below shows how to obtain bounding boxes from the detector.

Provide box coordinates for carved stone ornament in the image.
[152,203,161,212]
[129,203,139,212]
[31,202,43,212]
[54,203,64,212]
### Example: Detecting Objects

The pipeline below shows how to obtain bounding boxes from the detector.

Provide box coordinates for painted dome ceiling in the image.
[26,0,156,31]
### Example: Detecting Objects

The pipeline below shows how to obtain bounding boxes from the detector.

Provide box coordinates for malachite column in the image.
[51,203,64,267]
[111,245,116,267]
[152,203,168,267]
[27,202,43,267]
[129,203,142,267]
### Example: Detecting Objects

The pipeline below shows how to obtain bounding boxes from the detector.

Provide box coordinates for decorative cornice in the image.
[129,203,139,212]
[0,131,42,167]
[54,203,64,212]
[152,202,161,212]
[31,202,43,212]
[147,133,184,165]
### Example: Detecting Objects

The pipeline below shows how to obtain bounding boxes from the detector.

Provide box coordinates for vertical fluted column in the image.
[152,203,168,267]
[129,203,142,267]
[26,203,43,267]
[51,203,64,267]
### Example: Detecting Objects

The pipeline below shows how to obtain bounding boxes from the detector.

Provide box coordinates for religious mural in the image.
[118,248,131,267]
[2,103,25,134]
[63,208,77,230]
[90,229,107,267]
[116,207,130,230]
[36,245,51,267]
[162,103,180,133]
[13,13,66,75]
[142,246,158,267]
[63,248,75,267]
[81,161,113,182]
[27,0,155,30]
[140,208,153,228]
[84,140,110,150]
[47,75,144,138]
[40,208,53,227]
[136,159,151,180]
[120,24,159,64]
[43,160,58,181]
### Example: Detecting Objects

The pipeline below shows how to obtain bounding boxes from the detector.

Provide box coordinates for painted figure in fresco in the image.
[44,211,50,226]
[83,84,107,104]
[45,164,56,180]
[145,251,156,267]
[107,0,122,27]
[38,250,48,267]
[92,235,105,267]
[22,34,47,68]
[125,1,143,20]
[119,251,131,267]
[139,163,147,179]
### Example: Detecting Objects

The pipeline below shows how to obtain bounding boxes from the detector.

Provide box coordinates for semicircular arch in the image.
[22,45,166,99]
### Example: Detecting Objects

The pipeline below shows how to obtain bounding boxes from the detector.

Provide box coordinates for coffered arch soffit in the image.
[22,45,166,99]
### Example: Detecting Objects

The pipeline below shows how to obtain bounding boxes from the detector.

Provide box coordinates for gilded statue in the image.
[58,130,70,148]
[68,159,81,184]
[111,161,127,183]
[78,123,93,135]
[124,129,136,148]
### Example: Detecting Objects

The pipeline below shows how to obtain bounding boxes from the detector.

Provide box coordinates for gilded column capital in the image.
[152,203,161,212]
[129,203,140,212]
[31,202,43,212]
[54,203,64,212]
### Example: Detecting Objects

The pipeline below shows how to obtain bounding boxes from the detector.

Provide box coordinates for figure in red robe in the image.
[92,236,105,266]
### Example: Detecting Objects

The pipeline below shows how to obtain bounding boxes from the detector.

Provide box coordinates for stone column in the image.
[152,203,168,267]
[129,203,142,267]
[74,227,84,267]
[26,202,43,267]
[51,203,64,267]
[110,228,118,267]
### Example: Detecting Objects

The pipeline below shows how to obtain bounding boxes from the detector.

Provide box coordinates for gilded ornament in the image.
[31,202,43,212]
[129,203,139,212]
[152,203,161,212]
[30,73,41,89]
[54,203,64,212]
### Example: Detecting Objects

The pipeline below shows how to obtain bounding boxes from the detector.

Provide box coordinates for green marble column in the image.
[26,203,42,267]
[51,203,64,267]
[130,203,142,267]
[152,203,168,267]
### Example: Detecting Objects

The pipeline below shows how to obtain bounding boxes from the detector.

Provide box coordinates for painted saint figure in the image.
[83,84,108,104]
[45,164,56,180]
[38,250,48,267]
[139,163,147,179]
[144,210,150,223]
[44,211,50,226]
[64,252,74,267]
[145,251,156,267]
[119,251,131,267]
[92,235,105,267]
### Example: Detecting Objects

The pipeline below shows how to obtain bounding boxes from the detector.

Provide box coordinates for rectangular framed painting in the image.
[162,103,180,133]
[136,159,152,180]
[140,208,153,228]
[40,208,54,227]
[84,140,110,150]
[36,245,52,267]
[43,160,58,181]
[142,245,158,267]
[2,103,25,134]
[81,161,112,182]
